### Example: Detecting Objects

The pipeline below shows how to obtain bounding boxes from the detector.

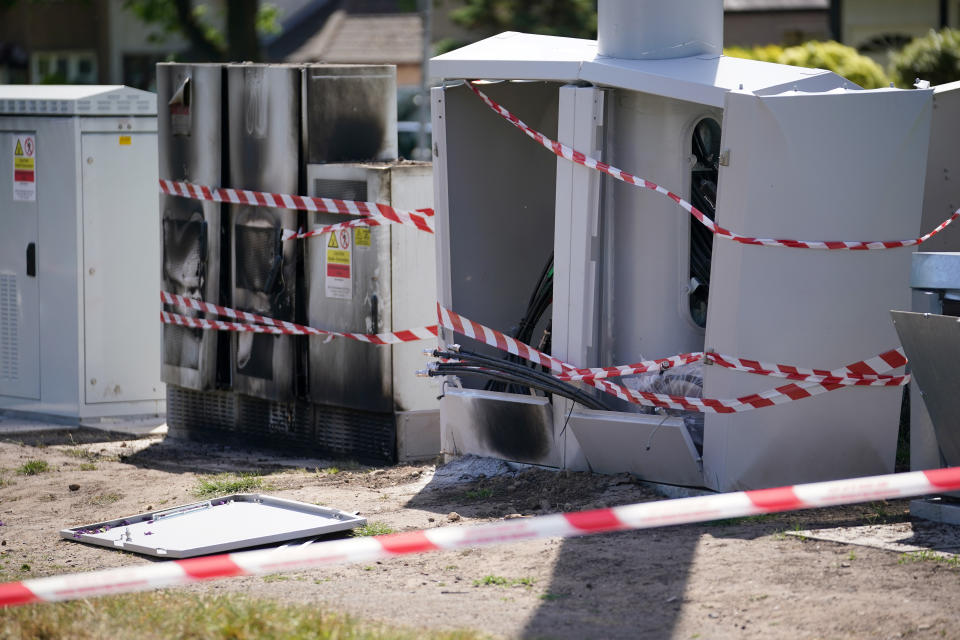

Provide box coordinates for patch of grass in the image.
[63,447,96,461]
[192,472,267,498]
[473,575,535,588]
[351,522,394,537]
[78,462,97,471]
[0,590,483,640]
[262,575,292,583]
[898,550,960,567]
[0,470,12,488]
[464,488,493,500]
[16,460,49,475]
[318,466,340,475]
[90,493,122,506]
[865,501,891,524]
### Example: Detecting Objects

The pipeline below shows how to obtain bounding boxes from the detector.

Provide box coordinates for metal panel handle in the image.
[26,243,36,277]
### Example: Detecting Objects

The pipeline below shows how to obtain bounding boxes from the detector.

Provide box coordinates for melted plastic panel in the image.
[157,63,223,391]
[227,64,301,402]
[61,494,366,558]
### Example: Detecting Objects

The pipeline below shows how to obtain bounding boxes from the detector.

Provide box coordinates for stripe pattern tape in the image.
[4,466,959,608]
[159,180,435,236]
[437,305,907,414]
[466,81,959,251]
[162,291,438,345]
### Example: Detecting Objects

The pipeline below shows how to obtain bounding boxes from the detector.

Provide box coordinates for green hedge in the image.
[890,28,960,88]
[725,41,890,89]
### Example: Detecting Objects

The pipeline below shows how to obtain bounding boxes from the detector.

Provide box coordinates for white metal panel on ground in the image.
[0,130,40,400]
[61,494,366,558]
[702,87,933,491]
[81,128,162,405]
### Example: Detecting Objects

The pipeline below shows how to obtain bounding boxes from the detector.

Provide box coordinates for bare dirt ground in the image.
[2,423,960,639]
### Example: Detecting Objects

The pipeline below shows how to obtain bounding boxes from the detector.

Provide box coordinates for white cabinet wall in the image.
[0,86,163,421]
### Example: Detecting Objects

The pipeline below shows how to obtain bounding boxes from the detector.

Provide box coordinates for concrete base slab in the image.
[790,517,960,557]
[910,497,960,526]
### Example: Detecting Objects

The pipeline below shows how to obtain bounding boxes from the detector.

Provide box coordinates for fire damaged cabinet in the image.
[304,162,438,460]
[430,1,934,489]
[227,64,302,403]
[162,63,439,462]
[158,63,225,391]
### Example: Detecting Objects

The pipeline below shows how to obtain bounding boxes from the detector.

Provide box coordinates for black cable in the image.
[431,363,607,411]
[434,350,608,411]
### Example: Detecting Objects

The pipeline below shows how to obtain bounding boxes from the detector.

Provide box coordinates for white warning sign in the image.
[325,228,353,300]
[13,135,36,202]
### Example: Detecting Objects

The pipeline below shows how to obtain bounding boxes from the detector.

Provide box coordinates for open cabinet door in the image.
[702,87,933,491]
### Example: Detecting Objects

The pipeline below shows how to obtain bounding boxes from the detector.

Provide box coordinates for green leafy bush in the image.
[725,41,890,89]
[891,28,960,88]
[724,44,784,64]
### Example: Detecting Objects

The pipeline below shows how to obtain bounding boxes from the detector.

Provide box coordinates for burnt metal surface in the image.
[304,65,397,163]
[441,389,558,466]
[304,164,393,412]
[891,310,960,467]
[157,63,224,391]
[166,386,396,462]
[227,64,301,402]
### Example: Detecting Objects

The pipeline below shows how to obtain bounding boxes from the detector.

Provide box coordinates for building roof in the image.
[287,9,422,64]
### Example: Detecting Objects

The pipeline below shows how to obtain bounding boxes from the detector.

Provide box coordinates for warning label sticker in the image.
[325,228,352,299]
[354,227,371,247]
[12,135,36,202]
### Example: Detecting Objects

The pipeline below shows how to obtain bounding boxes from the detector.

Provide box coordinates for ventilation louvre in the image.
[0,275,18,382]
[166,385,396,462]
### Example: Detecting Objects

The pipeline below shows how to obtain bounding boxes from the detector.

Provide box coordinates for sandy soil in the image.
[1,425,960,639]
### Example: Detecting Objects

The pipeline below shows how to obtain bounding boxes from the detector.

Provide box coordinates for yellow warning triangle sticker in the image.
[327,234,339,248]
[14,140,23,156]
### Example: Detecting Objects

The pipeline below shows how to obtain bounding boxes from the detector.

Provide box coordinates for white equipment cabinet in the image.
[0,85,163,422]
[430,0,934,490]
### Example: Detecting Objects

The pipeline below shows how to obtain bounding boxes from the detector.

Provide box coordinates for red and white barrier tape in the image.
[437,305,907,414]
[159,180,435,236]
[3,465,959,608]
[467,81,959,250]
[555,350,905,384]
[707,349,907,383]
[162,292,437,345]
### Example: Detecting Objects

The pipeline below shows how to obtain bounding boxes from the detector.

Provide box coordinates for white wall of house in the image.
[843,0,956,48]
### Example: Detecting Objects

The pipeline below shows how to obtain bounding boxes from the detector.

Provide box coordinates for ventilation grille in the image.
[0,275,18,382]
[314,402,395,462]
[166,386,396,462]
[313,178,367,203]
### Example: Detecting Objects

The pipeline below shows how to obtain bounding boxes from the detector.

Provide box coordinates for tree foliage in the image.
[122,0,280,62]
[890,28,960,88]
[725,41,890,89]
[450,0,597,39]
